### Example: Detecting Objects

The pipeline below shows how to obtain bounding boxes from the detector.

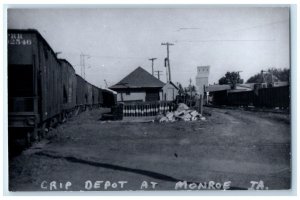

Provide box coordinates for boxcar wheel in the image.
[33,128,38,142]
[26,131,31,147]
[38,122,47,140]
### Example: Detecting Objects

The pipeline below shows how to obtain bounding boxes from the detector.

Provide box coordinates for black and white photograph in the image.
[5,5,294,193]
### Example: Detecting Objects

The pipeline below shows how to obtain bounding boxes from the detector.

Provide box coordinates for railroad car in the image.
[8,29,117,149]
[75,74,87,106]
[86,82,93,106]
[8,29,63,141]
[59,59,77,113]
[254,85,289,108]
[98,88,104,106]
[92,85,99,106]
[102,89,117,107]
[227,91,254,106]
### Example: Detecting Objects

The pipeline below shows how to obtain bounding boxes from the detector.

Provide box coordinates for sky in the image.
[8,7,290,88]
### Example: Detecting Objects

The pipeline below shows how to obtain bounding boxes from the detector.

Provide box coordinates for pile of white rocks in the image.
[159,103,206,123]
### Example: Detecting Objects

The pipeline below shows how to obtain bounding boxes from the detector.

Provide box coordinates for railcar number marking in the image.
[8,33,32,46]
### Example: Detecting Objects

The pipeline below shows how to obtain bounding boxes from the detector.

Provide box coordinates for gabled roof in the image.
[169,81,179,90]
[162,81,179,90]
[109,67,165,89]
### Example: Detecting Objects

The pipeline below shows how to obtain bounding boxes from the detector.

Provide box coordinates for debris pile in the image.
[159,103,206,123]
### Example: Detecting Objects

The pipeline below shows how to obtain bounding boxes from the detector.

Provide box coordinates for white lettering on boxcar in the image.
[8,33,32,46]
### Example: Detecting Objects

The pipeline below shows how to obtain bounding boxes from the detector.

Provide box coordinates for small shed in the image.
[160,81,179,101]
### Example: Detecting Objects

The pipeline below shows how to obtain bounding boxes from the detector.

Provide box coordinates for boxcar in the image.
[98,88,104,106]
[227,90,254,106]
[86,82,93,106]
[8,29,117,149]
[76,74,87,106]
[254,86,290,108]
[59,59,77,111]
[8,29,62,130]
[102,89,117,107]
[209,90,228,106]
[91,85,99,106]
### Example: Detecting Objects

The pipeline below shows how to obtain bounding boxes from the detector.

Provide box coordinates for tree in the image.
[177,83,184,96]
[218,76,228,84]
[184,87,188,95]
[186,79,197,96]
[268,68,290,82]
[218,71,244,89]
[191,85,196,93]
[246,73,261,83]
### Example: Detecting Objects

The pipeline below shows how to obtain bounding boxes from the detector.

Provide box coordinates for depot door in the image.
[145,90,159,102]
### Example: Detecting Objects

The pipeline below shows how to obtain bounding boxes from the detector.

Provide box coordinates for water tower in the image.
[195,66,210,96]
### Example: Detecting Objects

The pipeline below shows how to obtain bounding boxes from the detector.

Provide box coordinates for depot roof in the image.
[109,66,165,89]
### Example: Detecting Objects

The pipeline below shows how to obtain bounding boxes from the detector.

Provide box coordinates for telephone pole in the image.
[155,70,163,80]
[189,78,192,101]
[161,42,174,82]
[80,53,90,79]
[149,58,157,76]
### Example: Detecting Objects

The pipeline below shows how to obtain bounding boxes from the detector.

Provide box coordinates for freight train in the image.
[207,86,289,108]
[8,29,116,148]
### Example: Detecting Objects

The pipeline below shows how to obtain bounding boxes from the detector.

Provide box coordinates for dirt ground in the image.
[8,107,291,192]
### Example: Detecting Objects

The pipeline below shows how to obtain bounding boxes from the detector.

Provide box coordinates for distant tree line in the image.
[246,68,290,83]
[218,68,290,89]
[177,82,196,97]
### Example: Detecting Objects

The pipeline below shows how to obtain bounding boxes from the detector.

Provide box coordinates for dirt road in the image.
[9,107,291,191]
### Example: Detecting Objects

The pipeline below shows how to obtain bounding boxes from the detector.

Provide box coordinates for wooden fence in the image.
[122,101,177,117]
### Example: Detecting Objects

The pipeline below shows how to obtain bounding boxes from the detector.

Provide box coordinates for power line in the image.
[64,52,148,60]
[176,39,275,43]
[176,19,288,44]
[177,19,288,33]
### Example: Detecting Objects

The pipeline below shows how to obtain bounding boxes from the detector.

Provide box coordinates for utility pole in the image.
[80,53,90,79]
[161,42,174,82]
[155,70,163,80]
[261,70,266,83]
[237,70,243,83]
[189,78,192,101]
[149,58,157,76]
